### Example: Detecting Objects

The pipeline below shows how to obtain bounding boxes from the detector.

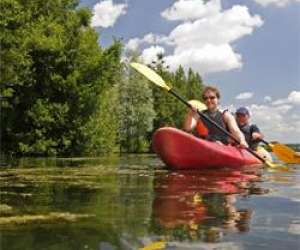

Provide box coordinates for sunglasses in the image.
[203,95,217,101]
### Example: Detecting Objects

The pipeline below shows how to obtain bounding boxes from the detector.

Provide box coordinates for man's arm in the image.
[183,110,198,131]
[251,125,264,141]
[224,112,248,147]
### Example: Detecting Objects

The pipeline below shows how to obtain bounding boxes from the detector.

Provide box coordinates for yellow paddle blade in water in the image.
[130,62,171,91]
[256,146,272,162]
[139,240,166,250]
[255,147,289,169]
[271,144,300,164]
[264,160,290,170]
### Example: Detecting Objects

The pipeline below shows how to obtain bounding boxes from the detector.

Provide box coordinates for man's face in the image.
[236,113,249,126]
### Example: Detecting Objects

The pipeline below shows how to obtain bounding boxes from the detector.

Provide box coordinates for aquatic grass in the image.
[0,212,95,225]
[0,204,14,215]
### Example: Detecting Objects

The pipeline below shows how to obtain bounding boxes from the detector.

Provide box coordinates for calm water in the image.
[0,155,299,250]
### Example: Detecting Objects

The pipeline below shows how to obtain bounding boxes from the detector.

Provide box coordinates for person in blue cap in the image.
[235,107,263,150]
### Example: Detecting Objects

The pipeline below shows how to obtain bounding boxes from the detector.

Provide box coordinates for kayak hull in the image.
[152,127,262,170]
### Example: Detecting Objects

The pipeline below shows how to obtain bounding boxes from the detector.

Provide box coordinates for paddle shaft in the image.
[260,139,272,146]
[169,89,267,163]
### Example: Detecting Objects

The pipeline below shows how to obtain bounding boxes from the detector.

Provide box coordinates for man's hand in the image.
[239,140,249,148]
[252,132,262,141]
[190,105,198,113]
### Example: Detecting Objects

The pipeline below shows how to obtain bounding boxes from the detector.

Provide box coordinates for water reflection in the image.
[151,169,266,243]
[3,156,299,250]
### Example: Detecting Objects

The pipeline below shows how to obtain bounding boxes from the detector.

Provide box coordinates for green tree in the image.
[149,54,177,129]
[0,0,122,156]
[149,55,204,131]
[80,41,122,155]
[82,85,120,155]
[186,68,204,100]
[118,59,156,153]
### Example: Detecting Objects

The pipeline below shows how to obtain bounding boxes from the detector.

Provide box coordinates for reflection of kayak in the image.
[153,170,258,229]
[152,127,261,170]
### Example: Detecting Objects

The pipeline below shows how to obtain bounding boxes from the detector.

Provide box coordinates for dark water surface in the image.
[0,155,299,250]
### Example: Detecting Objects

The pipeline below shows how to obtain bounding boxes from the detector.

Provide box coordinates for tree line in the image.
[0,0,204,156]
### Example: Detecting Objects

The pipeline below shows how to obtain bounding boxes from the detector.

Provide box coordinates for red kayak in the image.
[152,127,262,170]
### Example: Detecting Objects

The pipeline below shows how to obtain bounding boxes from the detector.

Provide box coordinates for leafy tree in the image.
[82,85,120,155]
[186,68,204,101]
[118,58,156,153]
[149,54,177,129]
[0,0,122,156]
[149,55,204,131]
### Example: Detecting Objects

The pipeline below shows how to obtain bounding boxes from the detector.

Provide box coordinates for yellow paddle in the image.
[139,240,166,250]
[130,62,286,169]
[261,140,300,164]
[188,99,206,111]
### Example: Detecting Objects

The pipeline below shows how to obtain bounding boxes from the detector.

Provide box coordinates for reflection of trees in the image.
[151,170,267,242]
[1,164,157,250]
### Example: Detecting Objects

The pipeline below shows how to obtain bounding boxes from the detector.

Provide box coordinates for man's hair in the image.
[202,86,221,99]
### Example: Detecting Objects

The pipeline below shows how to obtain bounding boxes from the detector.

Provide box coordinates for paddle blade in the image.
[264,160,289,170]
[188,100,206,111]
[130,62,171,91]
[272,144,300,164]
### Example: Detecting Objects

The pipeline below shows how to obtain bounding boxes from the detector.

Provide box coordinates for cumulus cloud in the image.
[264,96,272,102]
[288,91,300,105]
[140,46,165,65]
[161,0,221,21]
[235,92,254,100]
[254,0,300,8]
[272,90,300,105]
[125,33,172,52]
[225,103,299,143]
[165,44,242,73]
[225,91,300,143]
[167,5,263,48]
[126,0,263,74]
[249,103,300,142]
[125,38,141,51]
[91,0,127,28]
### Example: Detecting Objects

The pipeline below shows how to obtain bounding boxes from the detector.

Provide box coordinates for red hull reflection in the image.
[153,169,260,230]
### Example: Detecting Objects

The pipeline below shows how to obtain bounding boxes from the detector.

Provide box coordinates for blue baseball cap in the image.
[236,107,250,116]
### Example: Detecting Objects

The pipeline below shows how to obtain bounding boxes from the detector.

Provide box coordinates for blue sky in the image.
[80,0,300,143]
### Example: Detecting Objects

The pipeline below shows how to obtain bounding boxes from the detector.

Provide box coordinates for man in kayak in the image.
[235,107,272,161]
[235,107,263,150]
[184,86,248,147]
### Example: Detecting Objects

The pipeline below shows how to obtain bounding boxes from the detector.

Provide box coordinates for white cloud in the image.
[164,5,263,73]
[288,91,300,105]
[125,38,141,51]
[288,224,300,235]
[254,0,300,8]
[249,103,300,142]
[128,0,263,75]
[223,92,300,143]
[168,5,263,49]
[264,96,272,102]
[161,0,221,21]
[125,34,172,52]
[91,0,127,28]
[165,44,242,73]
[240,103,299,143]
[235,92,254,100]
[272,90,300,105]
[140,46,165,65]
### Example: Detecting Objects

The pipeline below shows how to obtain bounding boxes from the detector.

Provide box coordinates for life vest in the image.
[239,124,260,150]
[196,110,229,144]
